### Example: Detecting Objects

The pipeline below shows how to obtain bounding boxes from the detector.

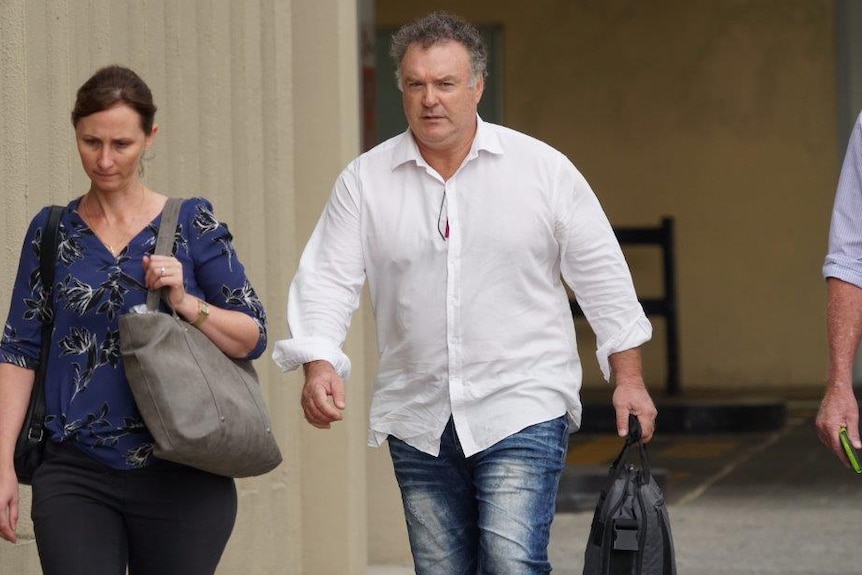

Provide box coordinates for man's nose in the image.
[421,86,438,107]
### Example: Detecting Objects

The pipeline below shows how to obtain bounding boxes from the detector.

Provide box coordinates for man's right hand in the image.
[301,360,347,429]
[816,382,860,468]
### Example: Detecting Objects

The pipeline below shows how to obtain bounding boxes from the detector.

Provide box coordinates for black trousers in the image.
[31,441,237,575]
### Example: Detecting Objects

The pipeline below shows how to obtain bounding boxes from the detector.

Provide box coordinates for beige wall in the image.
[377,0,838,391]
[1,0,848,572]
[0,1,366,573]
[291,1,373,573]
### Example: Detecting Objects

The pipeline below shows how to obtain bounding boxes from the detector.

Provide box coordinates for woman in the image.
[0,65,267,574]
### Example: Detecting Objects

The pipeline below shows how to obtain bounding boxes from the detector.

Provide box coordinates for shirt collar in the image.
[390,115,504,171]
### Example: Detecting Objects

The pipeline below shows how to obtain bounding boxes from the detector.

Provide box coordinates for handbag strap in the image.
[40,206,64,308]
[610,414,653,482]
[27,206,64,439]
[144,198,185,312]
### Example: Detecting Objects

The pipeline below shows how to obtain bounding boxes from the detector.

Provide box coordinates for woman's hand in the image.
[0,468,19,543]
[141,255,260,358]
[0,364,36,543]
[142,254,188,311]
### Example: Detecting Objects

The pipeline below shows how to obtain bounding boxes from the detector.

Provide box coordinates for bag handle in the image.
[610,414,652,482]
[40,207,64,299]
[626,413,642,443]
[145,198,184,312]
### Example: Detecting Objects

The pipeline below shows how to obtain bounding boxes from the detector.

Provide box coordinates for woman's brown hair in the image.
[71,65,157,134]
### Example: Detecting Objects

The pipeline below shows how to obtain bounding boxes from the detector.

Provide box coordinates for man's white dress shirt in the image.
[273,117,651,457]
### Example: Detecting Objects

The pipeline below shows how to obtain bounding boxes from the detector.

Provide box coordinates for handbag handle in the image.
[626,413,642,444]
[40,207,64,303]
[144,198,184,312]
[610,413,653,482]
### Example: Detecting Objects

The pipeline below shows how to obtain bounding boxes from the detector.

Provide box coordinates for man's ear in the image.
[473,75,485,104]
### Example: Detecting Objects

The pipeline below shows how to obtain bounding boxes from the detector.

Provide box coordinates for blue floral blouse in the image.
[0,197,267,470]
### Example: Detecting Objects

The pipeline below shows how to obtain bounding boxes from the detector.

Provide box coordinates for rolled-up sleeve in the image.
[185,198,268,360]
[824,112,862,287]
[272,166,366,381]
[0,208,51,371]
[555,161,652,381]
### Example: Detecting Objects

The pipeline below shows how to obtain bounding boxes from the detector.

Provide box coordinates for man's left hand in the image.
[612,380,658,443]
[608,347,657,442]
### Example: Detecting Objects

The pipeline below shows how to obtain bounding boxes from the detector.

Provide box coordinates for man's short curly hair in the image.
[389,12,488,89]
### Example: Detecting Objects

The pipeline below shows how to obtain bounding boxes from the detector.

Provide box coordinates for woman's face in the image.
[75,103,157,194]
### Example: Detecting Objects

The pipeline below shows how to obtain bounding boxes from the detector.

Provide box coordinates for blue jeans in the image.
[388,415,569,575]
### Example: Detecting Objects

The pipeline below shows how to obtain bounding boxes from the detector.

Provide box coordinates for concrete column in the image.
[291,1,369,574]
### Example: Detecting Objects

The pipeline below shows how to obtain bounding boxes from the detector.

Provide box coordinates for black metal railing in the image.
[570,217,680,395]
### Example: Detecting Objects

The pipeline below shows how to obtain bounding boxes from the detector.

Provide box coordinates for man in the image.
[273,12,657,574]
[816,111,862,467]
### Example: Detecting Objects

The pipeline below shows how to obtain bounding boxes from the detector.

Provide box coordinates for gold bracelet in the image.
[191,299,210,328]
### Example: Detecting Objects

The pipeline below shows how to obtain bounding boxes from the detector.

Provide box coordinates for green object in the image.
[839,427,862,473]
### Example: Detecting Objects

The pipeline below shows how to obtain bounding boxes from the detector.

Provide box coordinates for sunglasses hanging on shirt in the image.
[437,188,449,241]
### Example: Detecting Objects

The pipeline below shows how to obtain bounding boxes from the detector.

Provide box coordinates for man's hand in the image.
[816,382,860,468]
[609,348,657,442]
[301,360,346,429]
[818,279,862,467]
[612,380,658,443]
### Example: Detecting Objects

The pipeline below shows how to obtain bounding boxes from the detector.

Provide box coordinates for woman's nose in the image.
[97,148,113,169]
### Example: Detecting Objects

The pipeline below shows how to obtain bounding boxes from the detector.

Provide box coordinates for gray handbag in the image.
[119,198,282,478]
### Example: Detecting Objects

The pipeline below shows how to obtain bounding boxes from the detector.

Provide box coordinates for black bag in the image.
[13,205,63,485]
[583,415,677,575]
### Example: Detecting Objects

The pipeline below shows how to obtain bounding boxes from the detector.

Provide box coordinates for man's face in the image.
[400,40,484,156]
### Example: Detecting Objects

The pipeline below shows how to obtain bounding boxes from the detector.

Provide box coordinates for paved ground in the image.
[549,398,860,575]
[371,395,862,574]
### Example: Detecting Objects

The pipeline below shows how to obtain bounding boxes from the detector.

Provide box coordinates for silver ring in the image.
[159,267,166,277]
